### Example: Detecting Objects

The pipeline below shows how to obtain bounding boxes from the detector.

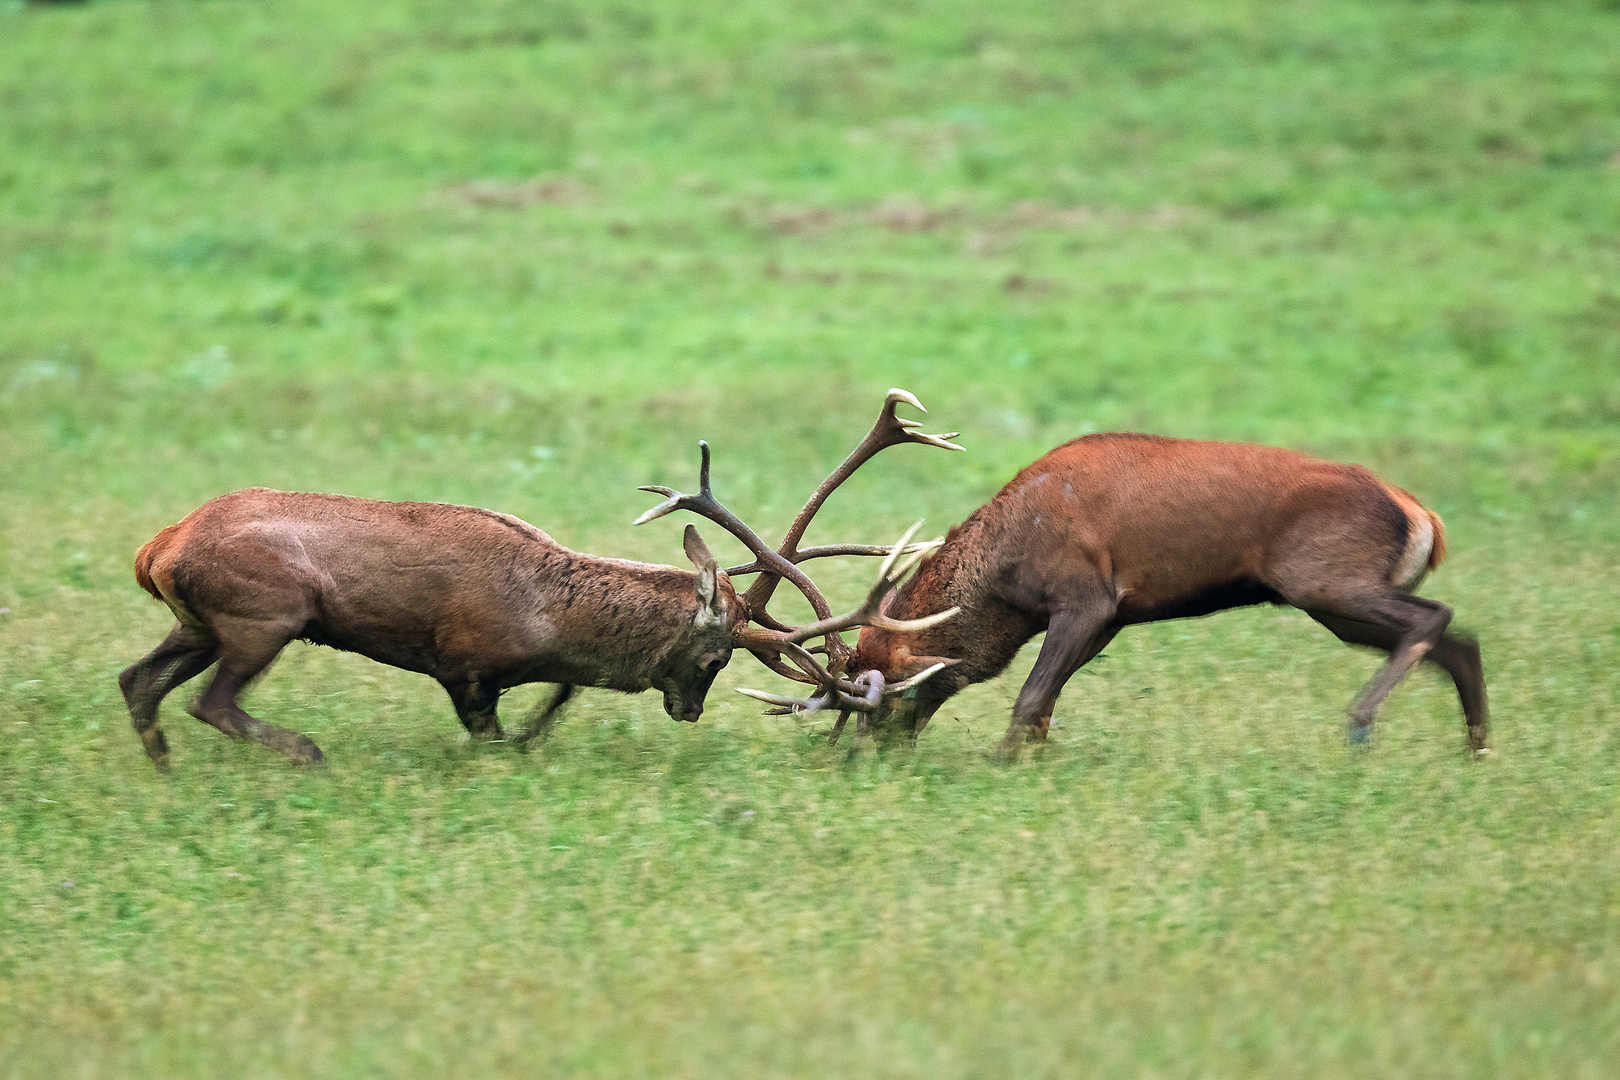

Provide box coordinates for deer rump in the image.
[121,487,739,770]
[845,434,1488,753]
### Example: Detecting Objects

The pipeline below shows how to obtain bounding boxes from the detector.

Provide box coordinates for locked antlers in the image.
[633,387,964,699]
[736,388,963,639]
[734,522,962,715]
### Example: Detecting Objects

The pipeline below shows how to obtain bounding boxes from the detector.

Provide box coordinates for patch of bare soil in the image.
[730,196,1197,238]
[431,175,590,209]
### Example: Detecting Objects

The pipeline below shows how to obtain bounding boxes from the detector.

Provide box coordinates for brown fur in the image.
[1379,482,1448,575]
[854,434,1487,752]
[1426,508,1447,570]
[119,489,743,769]
[133,523,181,601]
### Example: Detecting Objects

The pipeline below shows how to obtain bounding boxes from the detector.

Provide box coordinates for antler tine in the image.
[736,625,827,687]
[736,685,878,714]
[736,687,825,710]
[772,526,956,647]
[874,520,924,583]
[738,667,894,718]
[886,659,960,693]
[881,390,965,450]
[825,676,880,742]
[778,639,859,708]
[739,687,855,716]
[732,520,958,725]
[740,388,965,637]
[741,649,960,723]
[722,539,938,577]
[859,669,885,708]
[752,650,822,686]
[737,659,955,719]
[632,440,713,526]
[634,440,837,623]
[740,619,891,703]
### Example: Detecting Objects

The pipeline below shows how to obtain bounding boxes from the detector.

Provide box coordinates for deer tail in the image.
[1383,484,1446,588]
[134,524,181,601]
[1425,508,1447,571]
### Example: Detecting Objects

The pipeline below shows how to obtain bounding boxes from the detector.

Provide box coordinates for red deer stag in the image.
[121,390,962,770]
[739,433,1489,755]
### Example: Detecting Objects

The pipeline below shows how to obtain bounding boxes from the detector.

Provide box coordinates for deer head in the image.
[654,524,739,723]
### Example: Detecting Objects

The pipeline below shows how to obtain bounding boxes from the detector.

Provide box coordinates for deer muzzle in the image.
[662,682,703,723]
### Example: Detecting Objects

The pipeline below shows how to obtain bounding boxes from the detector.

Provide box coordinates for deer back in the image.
[135,488,739,690]
[855,434,1445,684]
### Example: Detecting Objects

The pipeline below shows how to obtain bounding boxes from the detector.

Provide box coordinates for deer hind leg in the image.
[1298,590,1453,745]
[187,614,323,765]
[1310,610,1488,751]
[512,683,574,747]
[120,622,221,771]
[1000,593,1119,756]
[442,678,506,742]
[1431,632,1488,751]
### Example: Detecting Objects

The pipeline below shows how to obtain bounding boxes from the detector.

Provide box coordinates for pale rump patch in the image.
[1392,505,1434,590]
[152,566,206,629]
[1380,483,1439,590]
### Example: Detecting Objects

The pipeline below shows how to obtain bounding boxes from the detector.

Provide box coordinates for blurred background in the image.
[4,0,1617,558]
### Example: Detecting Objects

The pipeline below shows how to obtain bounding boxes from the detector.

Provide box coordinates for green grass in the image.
[3,0,1620,1075]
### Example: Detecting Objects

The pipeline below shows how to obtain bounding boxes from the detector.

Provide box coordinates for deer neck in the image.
[535,550,705,687]
[857,524,1038,688]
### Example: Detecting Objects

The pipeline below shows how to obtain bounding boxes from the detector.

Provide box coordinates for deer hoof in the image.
[288,738,325,766]
[1347,723,1373,746]
[137,728,171,771]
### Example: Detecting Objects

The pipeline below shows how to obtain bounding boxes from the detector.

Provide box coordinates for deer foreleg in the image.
[827,708,853,746]
[442,678,505,743]
[512,683,574,747]
[1000,597,1117,756]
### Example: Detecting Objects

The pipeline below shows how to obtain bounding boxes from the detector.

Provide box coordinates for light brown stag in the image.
[120,390,963,769]
[741,433,1489,755]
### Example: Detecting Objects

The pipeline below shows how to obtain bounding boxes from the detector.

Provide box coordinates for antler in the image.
[721,540,939,578]
[737,659,960,715]
[738,389,964,635]
[634,388,964,662]
[760,522,957,646]
[634,440,837,626]
[734,523,961,714]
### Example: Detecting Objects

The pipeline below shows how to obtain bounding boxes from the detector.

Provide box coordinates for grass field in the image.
[3,0,1620,1075]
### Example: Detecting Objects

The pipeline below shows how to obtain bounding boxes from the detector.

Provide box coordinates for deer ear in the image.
[683,524,716,570]
[684,525,723,618]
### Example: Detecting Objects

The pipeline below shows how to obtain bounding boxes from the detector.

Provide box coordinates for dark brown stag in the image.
[746,433,1489,755]
[121,389,962,769]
